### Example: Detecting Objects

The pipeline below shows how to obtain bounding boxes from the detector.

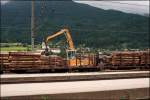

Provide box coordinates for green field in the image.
[0,42,43,51]
[0,43,42,51]
[0,46,29,51]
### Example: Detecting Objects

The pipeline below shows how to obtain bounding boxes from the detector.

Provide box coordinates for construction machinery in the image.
[42,28,93,67]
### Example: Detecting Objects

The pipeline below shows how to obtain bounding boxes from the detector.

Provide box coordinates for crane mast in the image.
[31,0,35,51]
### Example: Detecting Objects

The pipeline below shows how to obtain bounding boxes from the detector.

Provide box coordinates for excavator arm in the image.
[43,28,91,67]
[45,28,75,50]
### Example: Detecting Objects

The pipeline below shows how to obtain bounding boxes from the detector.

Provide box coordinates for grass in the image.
[0,46,30,51]
[0,43,42,52]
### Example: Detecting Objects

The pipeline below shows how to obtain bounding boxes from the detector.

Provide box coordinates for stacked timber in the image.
[41,55,66,68]
[110,51,150,66]
[0,53,9,67]
[140,51,150,65]
[8,52,42,70]
[111,51,141,66]
[8,52,66,70]
[103,55,112,66]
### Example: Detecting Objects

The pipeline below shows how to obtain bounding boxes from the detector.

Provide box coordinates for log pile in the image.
[111,51,150,66]
[8,52,42,69]
[0,53,9,67]
[140,51,150,65]
[7,52,66,70]
[40,55,66,68]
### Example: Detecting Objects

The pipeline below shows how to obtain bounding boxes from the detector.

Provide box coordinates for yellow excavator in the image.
[42,28,92,67]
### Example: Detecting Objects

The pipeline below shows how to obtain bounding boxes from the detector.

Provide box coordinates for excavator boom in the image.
[43,28,92,67]
[45,28,75,50]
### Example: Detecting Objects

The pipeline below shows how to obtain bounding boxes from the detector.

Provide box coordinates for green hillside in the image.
[1,1,149,49]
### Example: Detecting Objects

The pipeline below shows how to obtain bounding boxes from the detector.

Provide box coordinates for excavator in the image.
[42,28,92,67]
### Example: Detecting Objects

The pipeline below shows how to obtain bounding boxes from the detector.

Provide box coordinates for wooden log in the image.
[9,58,40,61]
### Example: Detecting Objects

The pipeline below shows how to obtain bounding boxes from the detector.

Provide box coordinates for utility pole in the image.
[31,0,35,51]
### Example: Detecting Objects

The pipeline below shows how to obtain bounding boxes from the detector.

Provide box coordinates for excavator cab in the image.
[66,50,76,60]
[41,41,50,55]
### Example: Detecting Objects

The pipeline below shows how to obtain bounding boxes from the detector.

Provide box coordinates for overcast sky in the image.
[1,0,9,4]
[1,0,149,15]
[74,1,149,15]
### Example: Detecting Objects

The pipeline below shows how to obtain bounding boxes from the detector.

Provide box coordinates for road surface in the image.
[1,78,149,97]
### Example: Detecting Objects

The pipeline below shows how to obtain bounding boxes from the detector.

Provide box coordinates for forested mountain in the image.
[1,1,149,49]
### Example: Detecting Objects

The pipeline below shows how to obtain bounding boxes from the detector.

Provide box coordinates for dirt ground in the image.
[1,88,149,100]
